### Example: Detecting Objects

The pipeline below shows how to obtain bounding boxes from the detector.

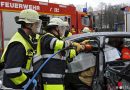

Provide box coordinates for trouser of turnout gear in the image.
[64,73,92,90]
[41,58,66,90]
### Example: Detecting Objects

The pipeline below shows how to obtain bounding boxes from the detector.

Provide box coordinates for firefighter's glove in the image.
[84,44,93,51]
[80,40,93,51]
[81,40,90,44]
[73,42,85,52]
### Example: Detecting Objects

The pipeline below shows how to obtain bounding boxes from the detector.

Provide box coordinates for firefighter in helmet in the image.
[64,21,72,37]
[82,27,91,33]
[35,17,85,90]
[0,9,42,89]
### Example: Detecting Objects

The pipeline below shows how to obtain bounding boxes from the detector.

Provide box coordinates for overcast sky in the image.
[35,0,130,10]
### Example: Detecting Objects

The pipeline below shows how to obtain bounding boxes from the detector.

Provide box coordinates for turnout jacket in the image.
[35,33,76,84]
[1,29,35,89]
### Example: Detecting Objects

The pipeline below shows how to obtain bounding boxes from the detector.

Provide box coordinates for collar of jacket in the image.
[47,32,61,40]
[18,28,35,49]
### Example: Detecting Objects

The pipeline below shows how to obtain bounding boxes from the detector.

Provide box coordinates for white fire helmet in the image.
[82,27,91,33]
[63,21,70,32]
[48,18,66,38]
[124,38,130,47]
[18,9,40,23]
[48,18,64,26]
[64,21,69,27]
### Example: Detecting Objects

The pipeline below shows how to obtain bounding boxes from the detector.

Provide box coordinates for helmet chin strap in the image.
[56,29,63,40]
[51,28,61,40]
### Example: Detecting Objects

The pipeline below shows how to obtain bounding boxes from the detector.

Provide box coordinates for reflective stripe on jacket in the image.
[67,32,72,37]
[43,84,64,90]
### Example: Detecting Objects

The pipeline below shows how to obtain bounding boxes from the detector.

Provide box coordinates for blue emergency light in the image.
[83,8,87,13]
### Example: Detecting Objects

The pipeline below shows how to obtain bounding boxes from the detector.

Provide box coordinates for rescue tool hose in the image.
[23,46,70,90]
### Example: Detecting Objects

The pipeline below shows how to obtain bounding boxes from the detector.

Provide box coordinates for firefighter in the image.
[71,25,76,34]
[64,21,72,37]
[121,39,130,60]
[0,9,42,89]
[82,27,91,33]
[36,18,85,90]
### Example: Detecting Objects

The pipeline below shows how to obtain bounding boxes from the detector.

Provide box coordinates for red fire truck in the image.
[0,0,94,55]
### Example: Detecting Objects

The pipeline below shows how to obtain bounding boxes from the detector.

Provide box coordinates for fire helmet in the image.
[17,9,40,24]
[47,18,64,26]
[64,21,69,27]
[82,27,91,33]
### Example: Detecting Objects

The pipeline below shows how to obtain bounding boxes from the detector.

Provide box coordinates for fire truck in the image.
[0,0,94,55]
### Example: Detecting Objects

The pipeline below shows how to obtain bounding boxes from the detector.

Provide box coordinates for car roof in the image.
[65,32,130,41]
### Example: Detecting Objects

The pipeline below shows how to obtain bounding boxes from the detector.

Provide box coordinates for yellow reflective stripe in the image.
[54,40,64,53]
[10,72,27,85]
[29,35,32,41]
[1,48,7,63]
[70,49,76,58]
[37,34,47,56]
[37,38,42,56]
[36,34,40,40]
[43,84,64,90]
[67,32,72,37]
[26,59,31,70]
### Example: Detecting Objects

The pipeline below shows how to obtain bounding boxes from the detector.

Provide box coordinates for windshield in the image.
[82,16,90,26]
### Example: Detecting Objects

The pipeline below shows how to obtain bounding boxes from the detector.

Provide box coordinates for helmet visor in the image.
[58,26,66,38]
[35,20,42,33]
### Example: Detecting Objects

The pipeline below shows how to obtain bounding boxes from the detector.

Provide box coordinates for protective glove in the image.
[80,40,93,51]
[73,42,85,52]
[84,44,93,51]
[81,40,90,45]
